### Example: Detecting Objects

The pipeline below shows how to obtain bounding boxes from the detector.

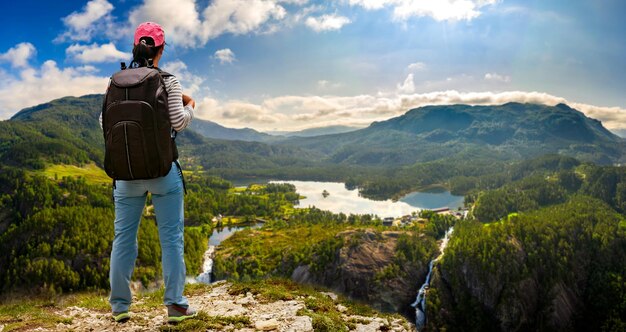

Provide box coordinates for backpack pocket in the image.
[105,121,151,180]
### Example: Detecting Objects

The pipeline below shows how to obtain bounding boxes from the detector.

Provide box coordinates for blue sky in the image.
[1,0,625,132]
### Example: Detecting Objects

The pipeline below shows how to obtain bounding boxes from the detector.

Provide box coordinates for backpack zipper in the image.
[123,122,134,179]
[153,84,165,173]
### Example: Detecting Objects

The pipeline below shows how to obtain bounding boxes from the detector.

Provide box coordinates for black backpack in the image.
[102,65,178,180]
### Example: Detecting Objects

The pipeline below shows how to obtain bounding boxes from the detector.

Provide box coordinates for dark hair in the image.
[131,37,163,67]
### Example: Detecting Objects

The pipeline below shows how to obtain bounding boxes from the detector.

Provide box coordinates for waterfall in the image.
[412,227,454,331]
[189,223,262,285]
[195,245,215,284]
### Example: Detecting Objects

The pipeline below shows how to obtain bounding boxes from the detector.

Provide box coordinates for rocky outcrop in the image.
[292,229,430,315]
[40,280,412,332]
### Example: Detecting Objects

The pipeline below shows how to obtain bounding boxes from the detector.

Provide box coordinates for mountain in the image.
[5,96,623,170]
[267,125,361,137]
[189,122,361,142]
[189,118,276,142]
[280,103,626,166]
[1,94,104,168]
[0,94,319,172]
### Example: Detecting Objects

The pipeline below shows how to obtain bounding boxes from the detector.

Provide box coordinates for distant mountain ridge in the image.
[190,121,361,141]
[2,95,624,172]
[279,103,625,165]
[267,125,361,137]
[189,119,275,142]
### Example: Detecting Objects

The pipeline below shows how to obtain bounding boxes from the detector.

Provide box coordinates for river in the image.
[189,223,261,284]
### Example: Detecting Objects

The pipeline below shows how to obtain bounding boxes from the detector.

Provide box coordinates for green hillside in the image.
[1,95,104,169]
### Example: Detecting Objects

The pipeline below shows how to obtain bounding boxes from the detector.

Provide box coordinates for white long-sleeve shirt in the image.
[100,75,194,131]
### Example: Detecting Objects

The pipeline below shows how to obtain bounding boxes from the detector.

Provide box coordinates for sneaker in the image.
[112,311,130,323]
[167,304,198,323]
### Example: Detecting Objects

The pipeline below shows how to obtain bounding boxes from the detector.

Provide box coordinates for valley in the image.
[0,96,625,331]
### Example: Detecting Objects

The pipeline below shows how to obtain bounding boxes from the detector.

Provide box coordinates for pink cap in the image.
[134,22,165,46]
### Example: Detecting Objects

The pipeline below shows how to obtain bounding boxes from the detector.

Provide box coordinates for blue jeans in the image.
[109,162,188,313]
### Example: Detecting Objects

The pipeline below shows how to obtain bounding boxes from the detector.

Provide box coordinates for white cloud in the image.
[407,61,426,71]
[0,43,36,68]
[305,14,351,32]
[129,0,287,48]
[222,102,284,124]
[397,73,415,93]
[348,0,388,10]
[393,0,480,21]
[161,60,204,96]
[56,0,115,42]
[285,4,325,24]
[197,97,286,125]
[52,0,321,50]
[263,95,339,115]
[202,0,287,39]
[214,48,236,64]
[484,72,511,83]
[73,65,99,73]
[66,43,130,63]
[567,103,626,132]
[63,0,113,31]
[317,80,343,89]
[348,0,500,21]
[279,0,310,4]
[128,0,202,48]
[0,60,108,119]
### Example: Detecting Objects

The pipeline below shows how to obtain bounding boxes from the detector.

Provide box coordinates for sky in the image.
[1,0,626,132]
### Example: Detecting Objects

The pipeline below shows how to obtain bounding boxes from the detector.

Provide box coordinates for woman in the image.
[107,22,197,324]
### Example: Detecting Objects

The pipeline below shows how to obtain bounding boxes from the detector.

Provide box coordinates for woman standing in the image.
[104,22,197,324]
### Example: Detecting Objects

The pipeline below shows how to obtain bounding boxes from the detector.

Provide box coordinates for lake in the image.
[271,181,464,218]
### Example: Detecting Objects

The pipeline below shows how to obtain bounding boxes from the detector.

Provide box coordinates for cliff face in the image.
[430,253,583,332]
[292,230,430,316]
[426,199,626,332]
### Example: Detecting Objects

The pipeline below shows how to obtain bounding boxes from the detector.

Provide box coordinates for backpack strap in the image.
[155,68,177,139]
[155,67,173,78]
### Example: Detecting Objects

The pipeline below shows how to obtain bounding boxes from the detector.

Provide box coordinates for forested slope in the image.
[424,161,626,331]
[431,198,626,331]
